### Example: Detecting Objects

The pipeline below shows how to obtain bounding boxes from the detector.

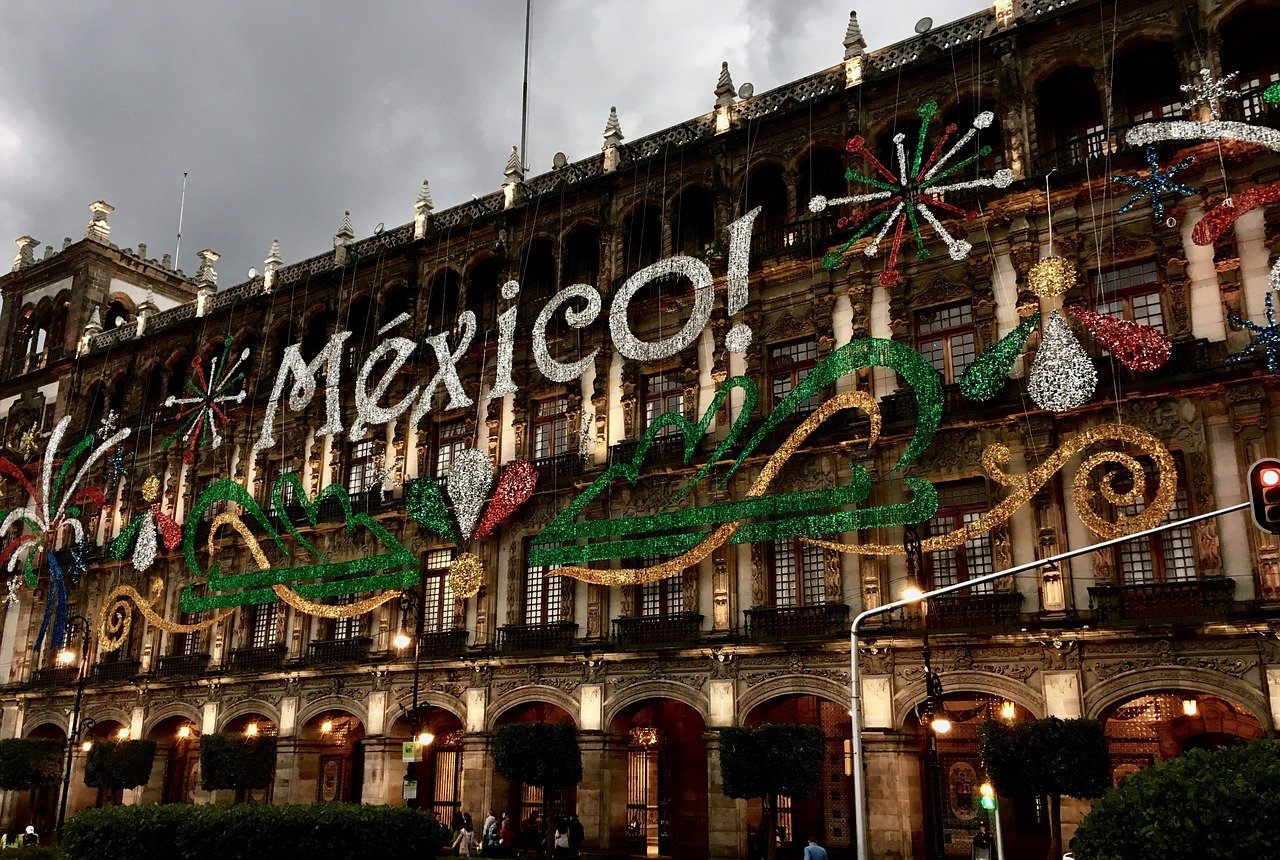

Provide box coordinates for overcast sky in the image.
[1,0,989,285]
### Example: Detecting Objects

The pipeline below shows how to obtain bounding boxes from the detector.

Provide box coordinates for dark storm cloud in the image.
[0,0,986,286]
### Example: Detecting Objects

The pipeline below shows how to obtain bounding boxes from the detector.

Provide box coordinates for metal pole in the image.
[992,796,1006,860]
[519,0,532,173]
[405,575,426,809]
[55,614,91,836]
[850,501,1249,860]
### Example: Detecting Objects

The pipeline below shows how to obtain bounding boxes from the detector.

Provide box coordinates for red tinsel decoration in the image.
[472,460,538,539]
[155,510,182,551]
[1070,308,1172,373]
[1191,182,1280,246]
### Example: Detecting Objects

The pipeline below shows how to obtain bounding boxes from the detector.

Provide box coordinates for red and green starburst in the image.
[163,336,249,463]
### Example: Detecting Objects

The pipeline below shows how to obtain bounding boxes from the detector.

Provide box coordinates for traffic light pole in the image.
[849,500,1249,860]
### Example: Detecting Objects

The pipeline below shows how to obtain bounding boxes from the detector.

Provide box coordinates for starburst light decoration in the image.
[0,415,130,649]
[1112,147,1196,221]
[163,336,249,463]
[1180,68,1240,119]
[1227,291,1280,375]
[809,100,1013,286]
[97,409,119,439]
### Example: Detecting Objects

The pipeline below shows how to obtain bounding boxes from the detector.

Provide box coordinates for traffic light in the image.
[979,782,996,811]
[1249,458,1280,535]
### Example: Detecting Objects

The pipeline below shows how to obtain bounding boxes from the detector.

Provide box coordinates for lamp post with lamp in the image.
[54,613,92,835]
[396,586,434,809]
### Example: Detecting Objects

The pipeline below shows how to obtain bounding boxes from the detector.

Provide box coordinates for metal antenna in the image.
[519,0,532,173]
[174,172,189,265]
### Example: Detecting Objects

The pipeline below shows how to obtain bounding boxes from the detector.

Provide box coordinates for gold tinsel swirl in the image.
[446,552,485,599]
[99,578,234,652]
[1028,255,1077,299]
[551,389,881,585]
[803,423,1176,556]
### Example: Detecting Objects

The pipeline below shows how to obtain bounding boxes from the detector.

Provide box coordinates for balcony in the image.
[306,636,372,666]
[744,603,850,641]
[532,452,584,486]
[612,613,704,648]
[91,660,141,683]
[418,629,470,659]
[750,213,843,262]
[223,645,287,674]
[927,591,1024,630]
[154,653,210,678]
[496,621,578,654]
[1088,577,1236,624]
[1033,121,1180,177]
[609,433,692,470]
[30,667,78,688]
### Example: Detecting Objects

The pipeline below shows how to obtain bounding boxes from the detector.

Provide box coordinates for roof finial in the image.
[335,210,355,245]
[504,146,524,182]
[86,200,114,243]
[602,106,625,147]
[715,61,737,107]
[843,11,867,59]
[416,180,434,212]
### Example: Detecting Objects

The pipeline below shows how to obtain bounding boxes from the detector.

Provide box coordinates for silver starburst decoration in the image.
[98,409,119,439]
[1180,68,1241,120]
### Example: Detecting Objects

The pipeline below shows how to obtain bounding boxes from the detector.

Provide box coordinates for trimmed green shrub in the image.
[981,717,1110,860]
[491,722,582,790]
[1072,738,1280,860]
[0,739,62,791]
[60,803,450,860]
[198,734,276,792]
[84,740,156,790]
[0,847,61,859]
[720,724,825,860]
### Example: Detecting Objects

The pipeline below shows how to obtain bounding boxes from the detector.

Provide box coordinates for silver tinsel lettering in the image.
[350,334,419,439]
[447,448,494,538]
[725,207,761,353]
[491,279,521,398]
[609,256,713,362]
[411,310,477,424]
[252,331,351,452]
[533,284,602,382]
[1029,312,1097,412]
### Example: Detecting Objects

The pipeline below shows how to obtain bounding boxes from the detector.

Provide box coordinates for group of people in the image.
[448,808,584,858]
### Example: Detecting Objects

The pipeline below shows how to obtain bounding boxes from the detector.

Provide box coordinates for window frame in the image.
[532,396,571,460]
[923,483,996,595]
[434,420,471,479]
[1111,455,1197,585]
[769,538,827,608]
[642,372,685,437]
[524,539,565,625]
[346,439,377,496]
[914,301,978,384]
[1093,261,1166,333]
[422,548,457,633]
[768,338,820,412]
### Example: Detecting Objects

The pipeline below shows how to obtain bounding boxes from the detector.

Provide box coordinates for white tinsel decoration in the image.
[253,331,351,451]
[609,257,714,362]
[411,311,477,425]
[1029,312,1096,412]
[447,448,494,538]
[725,207,761,353]
[533,284,602,382]
[491,279,522,398]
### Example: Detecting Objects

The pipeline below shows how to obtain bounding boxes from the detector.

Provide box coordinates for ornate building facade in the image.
[1,1,1278,858]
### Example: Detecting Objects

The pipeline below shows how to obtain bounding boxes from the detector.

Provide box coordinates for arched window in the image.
[520,236,557,302]
[797,146,847,209]
[1221,8,1280,121]
[621,203,663,280]
[670,186,716,257]
[560,224,600,288]
[1115,42,1186,122]
[424,269,461,334]
[465,256,502,329]
[104,299,131,331]
[1035,66,1106,171]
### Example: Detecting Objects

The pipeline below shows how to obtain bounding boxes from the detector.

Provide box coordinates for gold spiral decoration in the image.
[802,423,1176,556]
[551,389,881,585]
[98,578,234,653]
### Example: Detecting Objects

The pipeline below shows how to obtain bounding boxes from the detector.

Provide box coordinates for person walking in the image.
[803,836,828,860]
[453,818,477,857]
[971,822,995,860]
[567,813,584,857]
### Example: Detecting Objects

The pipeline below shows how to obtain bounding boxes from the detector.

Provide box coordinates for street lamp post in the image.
[398,577,430,809]
[55,613,92,835]
[904,528,947,860]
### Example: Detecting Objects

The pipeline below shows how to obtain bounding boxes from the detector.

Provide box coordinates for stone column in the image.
[863,732,920,860]
[705,732,740,860]
[273,737,305,804]
[460,733,491,826]
[577,731,607,855]
[361,737,406,806]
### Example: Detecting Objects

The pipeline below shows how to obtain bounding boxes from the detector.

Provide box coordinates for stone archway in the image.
[386,704,466,818]
[492,700,579,853]
[295,709,366,805]
[144,714,202,805]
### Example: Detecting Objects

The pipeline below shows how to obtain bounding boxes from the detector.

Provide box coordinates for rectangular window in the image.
[422,548,456,633]
[1115,458,1196,584]
[269,459,301,514]
[1095,262,1165,332]
[643,373,685,436]
[249,603,278,649]
[331,595,363,640]
[925,482,994,594]
[346,439,376,495]
[434,421,470,478]
[771,539,826,608]
[769,339,820,412]
[915,302,977,383]
[524,541,564,624]
[533,396,570,460]
[638,555,684,616]
[1242,72,1280,121]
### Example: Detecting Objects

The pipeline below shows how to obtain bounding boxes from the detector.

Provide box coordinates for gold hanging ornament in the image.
[447,552,485,598]
[1028,255,1077,299]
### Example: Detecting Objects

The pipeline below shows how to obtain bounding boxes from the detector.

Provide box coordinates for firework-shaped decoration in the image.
[0,416,130,649]
[109,475,181,573]
[162,336,249,464]
[809,99,1013,286]
[959,256,1172,410]
[104,446,129,486]
[1111,146,1196,221]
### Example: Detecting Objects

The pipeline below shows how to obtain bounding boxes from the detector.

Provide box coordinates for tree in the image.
[981,717,1110,860]
[199,734,278,803]
[491,723,582,855]
[85,739,158,795]
[1071,738,1280,860]
[719,724,825,860]
[0,738,62,791]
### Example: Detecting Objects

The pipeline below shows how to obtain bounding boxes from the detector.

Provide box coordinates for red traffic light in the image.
[1248,458,1280,536]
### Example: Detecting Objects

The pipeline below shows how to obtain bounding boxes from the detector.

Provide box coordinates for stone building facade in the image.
[1,0,1279,858]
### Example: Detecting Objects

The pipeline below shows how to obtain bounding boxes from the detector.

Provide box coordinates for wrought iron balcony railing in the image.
[744,603,849,641]
[496,621,579,654]
[90,660,141,684]
[30,667,78,688]
[223,645,288,674]
[1089,577,1235,623]
[306,637,372,666]
[608,433,692,470]
[927,591,1025,630]
[418,629,470,659]
[612,613,704,648]
[154,653,211,678]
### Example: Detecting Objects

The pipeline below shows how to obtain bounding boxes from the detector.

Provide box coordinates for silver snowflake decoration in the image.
[98,409,119,439]
[1180,68,1241,120]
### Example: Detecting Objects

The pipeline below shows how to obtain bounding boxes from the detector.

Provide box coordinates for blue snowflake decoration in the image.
[1113,147,1196,221]
[1228,291,1280,375]
[104,446,128,486]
